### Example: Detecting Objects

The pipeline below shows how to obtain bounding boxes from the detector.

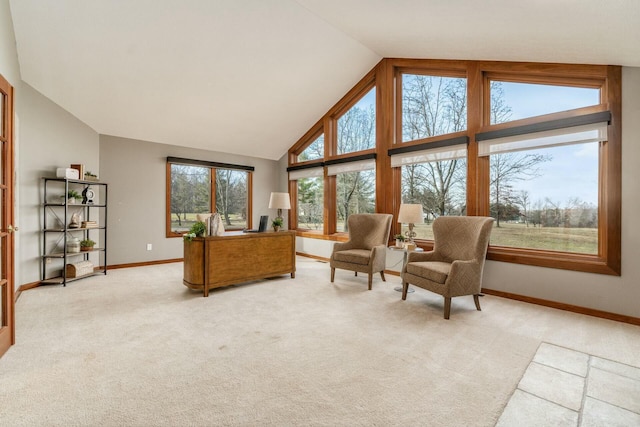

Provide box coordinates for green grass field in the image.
[411,221,597,254]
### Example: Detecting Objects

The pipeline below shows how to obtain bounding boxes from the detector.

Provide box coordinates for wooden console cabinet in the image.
[183,231,296,297]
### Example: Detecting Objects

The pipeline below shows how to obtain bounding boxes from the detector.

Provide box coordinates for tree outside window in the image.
[169,162,249,234]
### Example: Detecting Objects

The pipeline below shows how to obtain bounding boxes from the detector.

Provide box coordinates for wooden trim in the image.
[15,281,40,301]
[166,156,254,172]
[388,135,469,156]
[481,288,640,326]
[295,252,329,262]
[107,258,183,270]
[324,152,376,166]
[476,110,611,141]
[287,161,324,172]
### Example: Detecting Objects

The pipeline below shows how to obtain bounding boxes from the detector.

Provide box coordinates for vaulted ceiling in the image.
[9,0,640,160]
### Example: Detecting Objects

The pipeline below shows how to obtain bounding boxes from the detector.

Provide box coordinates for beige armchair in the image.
[330,213,393,290]
[401,216,494,319]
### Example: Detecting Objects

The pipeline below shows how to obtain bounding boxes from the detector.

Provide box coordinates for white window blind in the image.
[288,167,324,181]
[478,122,608,157]
[326,159,375,176]
[390,143,467,167]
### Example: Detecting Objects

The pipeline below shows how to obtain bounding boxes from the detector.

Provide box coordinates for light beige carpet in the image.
[1,257,639,426]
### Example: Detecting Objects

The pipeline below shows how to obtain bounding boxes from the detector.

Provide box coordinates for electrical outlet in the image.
[146,243,152,251]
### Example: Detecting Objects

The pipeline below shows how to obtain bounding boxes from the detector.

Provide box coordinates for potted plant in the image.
[80,238,96,251]
[184,221,207,241]
[272,217,283,232]
[394,234,405,248]
[62,189,82,204]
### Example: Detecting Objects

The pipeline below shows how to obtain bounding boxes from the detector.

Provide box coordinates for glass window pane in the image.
[170,164,211,233]
[297,177,324,231]
[490,81,600,125]
[1,283,4,327]
[402,74,467,142]
[336,169,375,232]
[337,87,376,155]
[401,159,466,240]
[215,169,248,230]
[489,142,598,254]
[0,92,4,138]
[298,134,324,162]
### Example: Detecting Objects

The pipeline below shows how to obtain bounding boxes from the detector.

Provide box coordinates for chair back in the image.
[346,214,393,250]
[432,216,494,263]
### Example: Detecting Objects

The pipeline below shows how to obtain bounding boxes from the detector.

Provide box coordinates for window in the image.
[328,158,376,232]
[397,146,467,240]
[484,78,605,256]
[400,73,467,142]
[490,81,600,124]
[289,166,324,231]
[287,60,620,275]
[298,134,324,162]
[166,157,253,236]
[337,87,376,155]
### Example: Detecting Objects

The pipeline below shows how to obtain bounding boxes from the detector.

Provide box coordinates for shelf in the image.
[42,177,104,185]
[43,227,105,232]
[42,177,108,286]
[43,248,105,258]
[40,269,107,285]
[44,203,106,208]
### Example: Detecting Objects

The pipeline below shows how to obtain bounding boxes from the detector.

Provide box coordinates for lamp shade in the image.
[397,204,423,224]
[269,192,291,210]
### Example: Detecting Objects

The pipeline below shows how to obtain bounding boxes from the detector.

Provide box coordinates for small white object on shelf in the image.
[56,168,79,179]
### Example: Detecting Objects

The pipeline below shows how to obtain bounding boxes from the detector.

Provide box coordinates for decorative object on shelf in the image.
[81,220,98,228]
[67,237,81,253]
[84,171,98,181]
[56,167,79,179]
[184,221,206,241]
[397,203,423,244]
[394,234,405,248]
[70,164,85,179]
[272,217,283,232]
[66,261,94,278]
[268,192,291,226]
[80,239,96,251]
[68,212,81,229]
[82,186,95,204]
[64,189,82,204]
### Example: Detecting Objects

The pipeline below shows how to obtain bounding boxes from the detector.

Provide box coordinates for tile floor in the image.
[496,342,640,427]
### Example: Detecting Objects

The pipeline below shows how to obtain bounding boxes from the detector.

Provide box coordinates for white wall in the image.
[297,67,640,319]
[0,0,20,87]
[99,135,282,265]
[18,83,100,287]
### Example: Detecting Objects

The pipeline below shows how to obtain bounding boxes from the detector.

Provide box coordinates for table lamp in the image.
[268,192,291,224]
[397,203,423,243]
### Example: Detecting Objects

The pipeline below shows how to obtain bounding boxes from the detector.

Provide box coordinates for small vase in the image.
[273,226,281,232]
[395,241,404,248]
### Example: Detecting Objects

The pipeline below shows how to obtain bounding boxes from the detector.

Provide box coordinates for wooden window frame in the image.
[286,59,621,275]
[165,158,254,238]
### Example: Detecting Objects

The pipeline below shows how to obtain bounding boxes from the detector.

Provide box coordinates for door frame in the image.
[0,73,15,358]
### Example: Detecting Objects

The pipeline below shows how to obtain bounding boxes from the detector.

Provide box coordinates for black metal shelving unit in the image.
[41,177,108,285]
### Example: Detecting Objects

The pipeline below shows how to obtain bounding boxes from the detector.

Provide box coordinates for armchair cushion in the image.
[332,249,371,266]
[406,261,450,284]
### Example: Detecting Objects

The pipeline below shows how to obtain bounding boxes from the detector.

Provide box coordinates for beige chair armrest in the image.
[332,241,353,254]
[447,260,483,296]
